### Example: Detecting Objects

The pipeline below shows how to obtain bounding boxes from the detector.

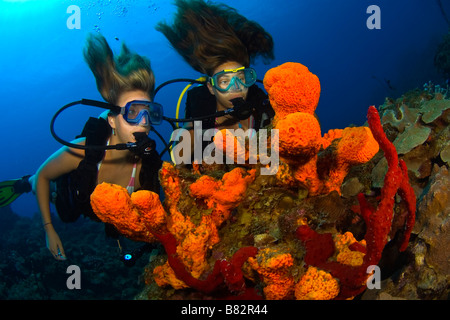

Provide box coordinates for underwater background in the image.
[0,0,448,300]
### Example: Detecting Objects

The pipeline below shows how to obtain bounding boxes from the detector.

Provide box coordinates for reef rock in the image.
[416,165,450,277]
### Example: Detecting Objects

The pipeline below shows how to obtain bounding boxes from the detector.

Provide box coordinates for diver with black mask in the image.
[0,34,162,261]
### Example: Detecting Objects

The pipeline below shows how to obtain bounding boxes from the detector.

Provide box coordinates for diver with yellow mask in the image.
[156,0,275,155]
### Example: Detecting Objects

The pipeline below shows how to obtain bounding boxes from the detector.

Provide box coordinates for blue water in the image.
[0,0,448,217]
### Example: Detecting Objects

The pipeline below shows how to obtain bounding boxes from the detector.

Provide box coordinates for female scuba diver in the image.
[0,34,162,260]
[156,0,275,154]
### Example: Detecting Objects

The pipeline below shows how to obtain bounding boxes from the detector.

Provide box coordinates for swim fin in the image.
[0,175,32,207]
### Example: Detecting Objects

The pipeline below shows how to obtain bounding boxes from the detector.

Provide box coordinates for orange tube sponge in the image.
[275,112,322,160]
[154,216,219,289]
[263,62,321,120]
[295,266,340,300]
[248,248,295,300]
[176,216,218,278]
[292,159,321,195]
[90,183,161,242]
[166,201,196,244]
[152,163,226,290]
[275,124,378,196]
[336,127,379,165]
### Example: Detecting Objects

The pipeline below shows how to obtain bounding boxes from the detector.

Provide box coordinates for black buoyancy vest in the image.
[54,117,109,223]
[185,84,275,131]
[54,117,162,224]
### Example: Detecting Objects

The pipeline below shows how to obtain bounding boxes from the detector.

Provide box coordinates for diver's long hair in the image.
[83,34,155,105]
[156,0,274,76]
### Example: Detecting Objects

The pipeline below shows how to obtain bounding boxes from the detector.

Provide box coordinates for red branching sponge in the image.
[363,106,416,260]
[295,106,416,299]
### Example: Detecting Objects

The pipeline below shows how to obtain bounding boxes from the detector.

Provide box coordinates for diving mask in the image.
[118,100,163,126]
[210,67,257,93]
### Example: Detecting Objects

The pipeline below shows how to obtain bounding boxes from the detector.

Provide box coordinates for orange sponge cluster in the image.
[321,126,379,195]
[90,162,256,292]
[264,62,379,196]
[90,183,166,243]
[336,127,380,164]
[274,125,379,196]
[159,161,182,209]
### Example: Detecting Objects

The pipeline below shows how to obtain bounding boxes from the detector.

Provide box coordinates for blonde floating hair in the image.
[83,33,155,105]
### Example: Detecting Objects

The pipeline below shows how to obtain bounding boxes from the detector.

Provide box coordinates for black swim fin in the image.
[0,175,32,207]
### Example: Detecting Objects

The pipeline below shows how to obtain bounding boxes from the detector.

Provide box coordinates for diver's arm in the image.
[35,139,85,259]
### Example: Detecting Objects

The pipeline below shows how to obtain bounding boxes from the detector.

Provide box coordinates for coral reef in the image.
[89,63,448,300]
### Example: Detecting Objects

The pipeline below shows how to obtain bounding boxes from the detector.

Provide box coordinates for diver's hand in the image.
[44,225,67,261]
[131,132,156,158]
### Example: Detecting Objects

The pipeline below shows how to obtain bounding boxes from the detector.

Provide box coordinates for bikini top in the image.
[97,140,137,194]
